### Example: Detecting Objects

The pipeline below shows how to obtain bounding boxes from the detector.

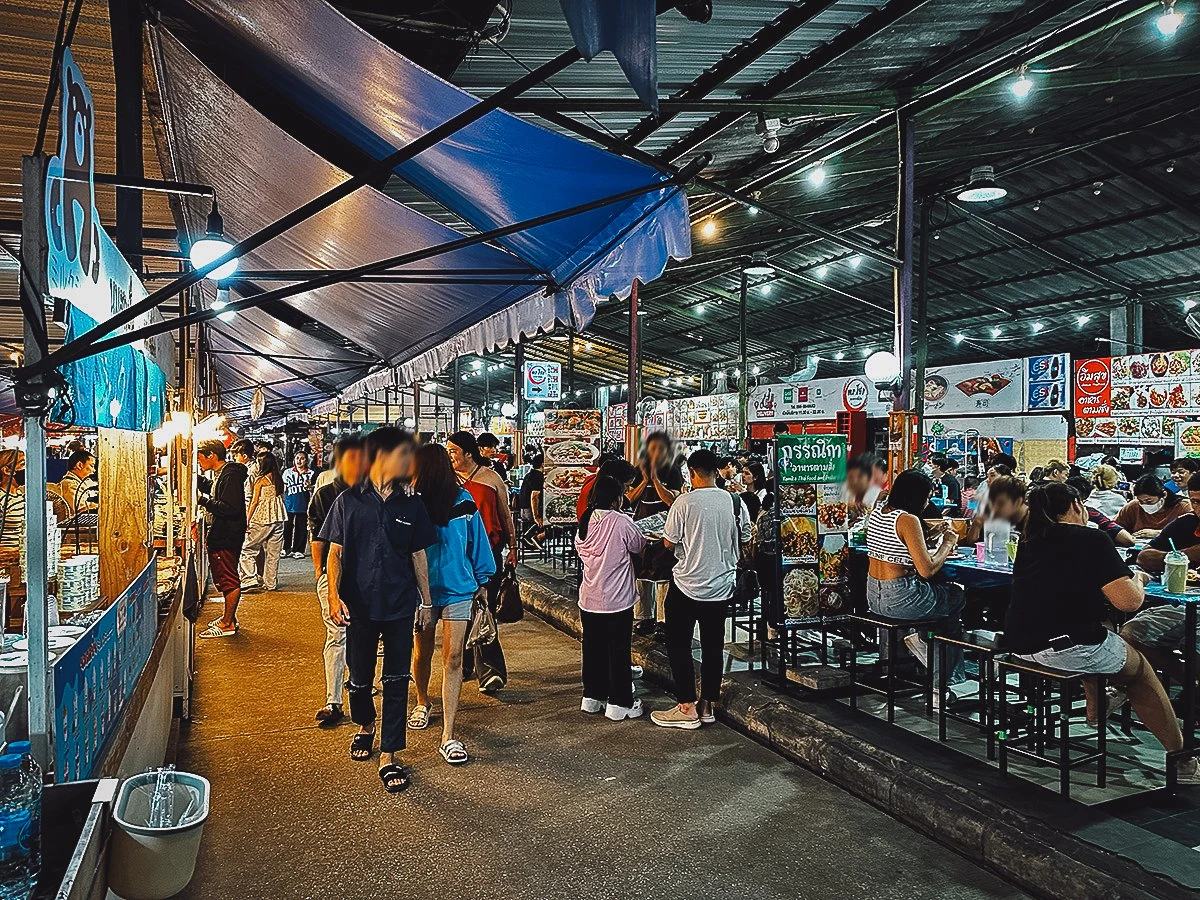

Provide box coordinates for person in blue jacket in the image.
[409,443,497,764]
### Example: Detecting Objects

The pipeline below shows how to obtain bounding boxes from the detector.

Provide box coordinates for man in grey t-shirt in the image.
[651,449,751,730]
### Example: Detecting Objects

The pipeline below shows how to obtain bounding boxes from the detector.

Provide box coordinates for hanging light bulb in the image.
[189,200,239,281]
[1184,298,1198,312]
[700,219,718,238]
[991,326,1002,338]
[817,265,829,278]
[953,333,965,344]
[834,351,845,360]
[695,304,706,316]
[211,285,236,323]
[808,163,827,187]
[1157,0,1183,35]
[957,166,1007,202]
[761,283,772,296]
[1031,321,1045,333]
[1077,314,1092,327]
[1010,65,1034,100]
[745,252,774,276]
[849,255,863,268]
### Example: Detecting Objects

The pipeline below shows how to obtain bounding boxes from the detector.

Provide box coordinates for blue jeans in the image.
[867,574,967,684]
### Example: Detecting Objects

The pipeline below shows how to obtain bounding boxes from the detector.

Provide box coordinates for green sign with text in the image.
[776,434,848,484]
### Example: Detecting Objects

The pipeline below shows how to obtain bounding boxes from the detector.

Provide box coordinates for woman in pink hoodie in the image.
[575,475,647,721]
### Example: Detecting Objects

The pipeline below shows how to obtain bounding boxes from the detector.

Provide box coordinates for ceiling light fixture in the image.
[745,251,774,276]
[761,284,772,296]
[1157,0,1183,35]
[1031,321,1045,333]
[755,113,781,154]
[953,333,965,344]
[211,285,236,323]
[1010,65,1034,100]
[700,219,717,238]
[1092,181,1104,196]
[1166,160,1177,173]
[849,255,863,268]
[1184,298,1198,312]
[695,304,705,315]
[834,351,845,360]
[808,164,827,188]
[957,165,1007,202]
[748,206,759,217]
[991,326,1003,338]
[1077,314,1092,326]
[189,200,239,281]
[817,265,829,278]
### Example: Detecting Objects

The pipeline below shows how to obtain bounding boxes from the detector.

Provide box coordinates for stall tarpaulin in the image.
[1074,350,1200,446]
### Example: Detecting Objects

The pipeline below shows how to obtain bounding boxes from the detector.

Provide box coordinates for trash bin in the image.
[109,770,210,900]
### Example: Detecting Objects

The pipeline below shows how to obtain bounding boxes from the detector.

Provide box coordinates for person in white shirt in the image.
[651,449,751,730]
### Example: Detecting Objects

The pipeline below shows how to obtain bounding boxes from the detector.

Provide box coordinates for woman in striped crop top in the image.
[865,469,967,691]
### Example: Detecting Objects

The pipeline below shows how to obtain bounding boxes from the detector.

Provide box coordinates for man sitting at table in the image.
[965,475,1027,545]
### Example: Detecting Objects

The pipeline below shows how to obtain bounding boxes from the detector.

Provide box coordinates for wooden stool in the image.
[996,657,1108,798]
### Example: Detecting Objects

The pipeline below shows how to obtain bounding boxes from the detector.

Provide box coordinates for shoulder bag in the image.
[730,493,759,609]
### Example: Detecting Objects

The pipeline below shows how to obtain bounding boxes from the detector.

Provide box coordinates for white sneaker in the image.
[581,697,605,714]
[605,698,644,721]
[903,632,930,668]
[630,665,644,679]
[1175,757,1200,785]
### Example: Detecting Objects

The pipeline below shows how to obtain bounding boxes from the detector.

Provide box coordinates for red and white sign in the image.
[1074,357,1112,418]
[749,377,890,422]
[843,377,869,412]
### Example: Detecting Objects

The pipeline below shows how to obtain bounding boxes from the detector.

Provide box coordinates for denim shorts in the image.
[434,598,473,622]
[866,574,962,621]
[1020,630,1128,674]
[1121,604,1200,653]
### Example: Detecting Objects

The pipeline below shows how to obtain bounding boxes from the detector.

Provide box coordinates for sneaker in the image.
[903,632,930,668]
[630,665,644,679]
[650,704,702,730]
[479,674,505,693]
[1088,688,1127,728]
[697,701,716,724]
[605,698,644,721]
[1175,757,1200,785]
[581,697,605,714]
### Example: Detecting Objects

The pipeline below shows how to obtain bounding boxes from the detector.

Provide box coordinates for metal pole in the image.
[914,200,932,438]
[739,270,749,446]
[566,330,575,399]
[626,279,641,462]
[893,112,916,413]
[413,382,421,433]
[21,154,51,770]
[514,341,526,466]
[453,357,461,431]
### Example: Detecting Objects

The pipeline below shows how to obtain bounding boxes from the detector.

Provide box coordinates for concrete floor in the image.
[176,558,1029,900]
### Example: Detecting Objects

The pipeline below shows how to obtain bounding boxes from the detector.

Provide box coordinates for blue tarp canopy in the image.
[148,0,690,411]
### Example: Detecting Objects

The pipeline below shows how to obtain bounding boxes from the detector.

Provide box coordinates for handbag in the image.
[466,593,498,648]
[493,563,524,623]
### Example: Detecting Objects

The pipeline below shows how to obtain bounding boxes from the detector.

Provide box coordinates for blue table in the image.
[1143,582,1200,791]
[849,546,1012,590]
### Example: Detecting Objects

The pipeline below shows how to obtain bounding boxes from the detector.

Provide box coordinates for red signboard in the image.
[1074,357,1112,417]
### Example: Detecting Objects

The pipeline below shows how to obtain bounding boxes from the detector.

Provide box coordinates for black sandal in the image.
[349,731,375,761]
[378,764,412,793]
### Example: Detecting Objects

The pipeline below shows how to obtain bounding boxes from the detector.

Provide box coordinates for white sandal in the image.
[407,705,431,730]
[439,739,468,765]
[199,623,237,639]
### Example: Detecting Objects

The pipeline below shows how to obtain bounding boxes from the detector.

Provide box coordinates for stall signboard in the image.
[523,361,562,401]
[542,409,601,524]
[1026,354,1070,411]
[1176,421,1200,459]
[749,376,889,422]
[1075,350,1200,445]
[53,556,158,782]
[603,403,626,444]
[44,50,172,430]
[775,434,850,624]
[667,393,739,441]
[921,358,1025,416]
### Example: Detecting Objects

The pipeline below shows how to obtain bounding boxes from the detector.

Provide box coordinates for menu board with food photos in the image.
[776,434,850,624]
[921,358,1025,416]
[668,393,739,441]
[542,409,602,524]
[1074,350,1200,445]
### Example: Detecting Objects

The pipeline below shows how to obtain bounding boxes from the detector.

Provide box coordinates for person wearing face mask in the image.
[1115,474,1191,540]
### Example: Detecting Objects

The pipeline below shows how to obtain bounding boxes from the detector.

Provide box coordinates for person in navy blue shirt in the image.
[321,427,437,793]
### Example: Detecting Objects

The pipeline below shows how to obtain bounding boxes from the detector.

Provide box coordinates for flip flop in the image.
[207,615,239,631]
[407,705,431,730]
[439,739,468,765]
[378,763,412,793]
[199,623,237,639]
[349,731,375,761]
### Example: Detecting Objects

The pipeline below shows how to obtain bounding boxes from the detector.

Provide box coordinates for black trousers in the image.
[665,580,728,704]
[580,607,634,707]
[284,511,308,554]
[346,614,414,753]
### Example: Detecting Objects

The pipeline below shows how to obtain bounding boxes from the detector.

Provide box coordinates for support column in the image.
[738,270,749,446]
[893,112,916,413]
[566,330,575,400]
[21,155,51,770]
[914,199,932,436]
[413,382,421,433]
[626,279,641,462]
[1109,301,1143,355]
[514,340,526,466]
[453,357,461,430]
[109,0,143,259]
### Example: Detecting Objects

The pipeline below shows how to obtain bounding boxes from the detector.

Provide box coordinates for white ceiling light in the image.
[817,265,829,278]
[849,255,863,268]
[500,401,517,417]
[953,333,965,344]
[1157,0,1183,35]
[991,326,1003,338]
[189,200,239,281]
[957,166,1007,202]
[745,251,774,276]
[1031,321,1045,333]
[211,285,236,323]
[834,351,845,360]
[864,350,901,383]
[761,283,772,296]
[808,164,827,187]
[1184,298,1198,312]
[1010,65,1034,100]
[1077,314,1092,326]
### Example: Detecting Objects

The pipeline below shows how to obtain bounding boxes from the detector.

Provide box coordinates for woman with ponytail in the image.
[1004,482,1198,783]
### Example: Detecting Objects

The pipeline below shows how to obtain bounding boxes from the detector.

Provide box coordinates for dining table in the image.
[1142,581,1200,792]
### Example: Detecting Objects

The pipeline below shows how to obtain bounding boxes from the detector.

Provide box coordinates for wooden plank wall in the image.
[97,428,150,601]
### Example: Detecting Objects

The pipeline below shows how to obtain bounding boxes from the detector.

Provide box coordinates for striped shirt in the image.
[866,506,914,566]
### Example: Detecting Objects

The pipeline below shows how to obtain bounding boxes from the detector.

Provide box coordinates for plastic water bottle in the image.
[0,751,33,899]
[983,517,1011,565]
[7,744,39,889]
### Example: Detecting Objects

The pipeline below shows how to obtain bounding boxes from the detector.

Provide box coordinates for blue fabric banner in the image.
[559,0,659,113]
